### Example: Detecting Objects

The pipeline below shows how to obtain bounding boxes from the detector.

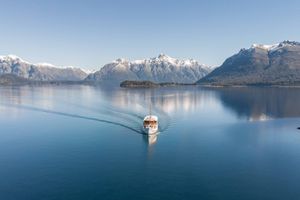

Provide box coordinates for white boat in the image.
[143,115,158,134]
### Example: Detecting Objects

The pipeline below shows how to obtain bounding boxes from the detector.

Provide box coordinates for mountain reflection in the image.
[1,85,300,129]
[101,86,300,122]
[215,87,300,121]
[101,86,218,115]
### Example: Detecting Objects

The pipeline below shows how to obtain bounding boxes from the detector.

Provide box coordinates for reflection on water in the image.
[1,85,300,200]
[100,86,300,123]
[104,87,218,115]
[215,87,300,121]
[143,134,158,146]
[1,85,300,136]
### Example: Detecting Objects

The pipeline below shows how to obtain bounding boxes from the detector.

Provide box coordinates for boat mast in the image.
[149,102,152,117]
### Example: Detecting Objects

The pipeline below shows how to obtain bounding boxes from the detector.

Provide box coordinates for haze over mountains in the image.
[198,41,300,85]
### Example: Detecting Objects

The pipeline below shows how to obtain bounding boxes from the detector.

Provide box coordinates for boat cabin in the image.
[143,116,158,128]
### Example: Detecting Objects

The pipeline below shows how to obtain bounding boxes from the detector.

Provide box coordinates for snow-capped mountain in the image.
[250,41,300,52]
[198,41,300,85]
[85,54,211,84]
[0,55,88,81]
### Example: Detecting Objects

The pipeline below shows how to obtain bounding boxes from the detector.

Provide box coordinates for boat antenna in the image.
[150,102,152,116]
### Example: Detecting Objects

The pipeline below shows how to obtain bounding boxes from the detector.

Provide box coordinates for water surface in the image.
[0,85,300,200]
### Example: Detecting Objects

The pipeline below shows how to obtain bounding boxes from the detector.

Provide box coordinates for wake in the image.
[3,102,171,135]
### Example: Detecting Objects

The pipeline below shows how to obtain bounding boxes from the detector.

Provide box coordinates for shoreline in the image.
[119,80,300,89]
[1,80,300,88]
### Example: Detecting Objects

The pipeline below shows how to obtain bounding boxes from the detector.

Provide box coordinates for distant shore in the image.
[120,80,300,88]
[119,80,196,88]
[1,74,300,88]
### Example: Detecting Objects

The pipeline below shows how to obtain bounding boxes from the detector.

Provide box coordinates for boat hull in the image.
[143,126,158,135]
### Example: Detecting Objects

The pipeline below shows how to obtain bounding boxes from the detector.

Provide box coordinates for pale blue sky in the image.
[1,0,300,69]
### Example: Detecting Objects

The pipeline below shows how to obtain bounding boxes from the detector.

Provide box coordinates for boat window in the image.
[144,120,157,126]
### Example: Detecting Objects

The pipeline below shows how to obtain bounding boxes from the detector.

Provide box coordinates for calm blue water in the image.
[0,85,300,200]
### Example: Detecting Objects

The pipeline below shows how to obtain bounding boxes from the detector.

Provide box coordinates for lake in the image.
[0,85,300,200]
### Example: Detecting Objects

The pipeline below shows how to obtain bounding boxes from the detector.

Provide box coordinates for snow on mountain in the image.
[35,62,56,68]
[251,43,279,51]
[250,40,300,52]
[85,54,211,84]
[81,68,97,74]
[0,55,88,81]
[198,40,300,85]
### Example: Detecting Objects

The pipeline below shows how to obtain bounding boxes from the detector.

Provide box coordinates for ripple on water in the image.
[5,101,172,135]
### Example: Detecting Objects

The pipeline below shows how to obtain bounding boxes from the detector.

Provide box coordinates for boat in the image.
[143,104,158,134]
[143,115,158,134]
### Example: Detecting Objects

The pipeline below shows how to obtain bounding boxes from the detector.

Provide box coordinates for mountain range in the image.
[0,55,88,81]
[2,40,300,86]
[198,41,300,85]
[0,54,211,85]
[85,54,211,84]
